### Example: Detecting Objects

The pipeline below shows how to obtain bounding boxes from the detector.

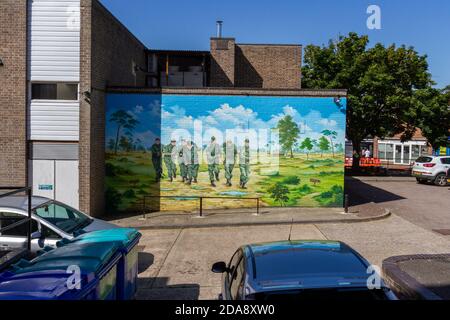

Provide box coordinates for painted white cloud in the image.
[316,118,337,128]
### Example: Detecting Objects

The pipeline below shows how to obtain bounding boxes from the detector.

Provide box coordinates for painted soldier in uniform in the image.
[151,138,162,182]
[239,138,251,189]
[163,139,177,182]
[206,136,221,187]
[223,139,238,187]
[178,139,188,182]
[184,140,200,185]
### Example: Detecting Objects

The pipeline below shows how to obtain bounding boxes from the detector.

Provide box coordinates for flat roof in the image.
[107,87,347,97]
[147,49,210,55]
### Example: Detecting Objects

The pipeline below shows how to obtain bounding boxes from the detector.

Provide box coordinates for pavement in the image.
[135,214,450,300]
[110,203,389,230]
[345,176,450,235]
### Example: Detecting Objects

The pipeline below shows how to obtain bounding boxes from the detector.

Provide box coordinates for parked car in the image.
[0,196,117,254]
[212,240,396,300]
[412,156,450,186]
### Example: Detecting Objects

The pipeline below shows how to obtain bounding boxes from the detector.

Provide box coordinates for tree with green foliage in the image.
[300,137,314,160]
[268,182,290,207]
[110,110,140,154]
[414,87,450,151]
[302,32,434,169]
[277,115,300,158]
[318,136,330,157]
[322,130,338,157]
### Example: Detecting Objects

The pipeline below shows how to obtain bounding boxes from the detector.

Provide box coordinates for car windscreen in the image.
[248,288,388,301]
[415,156,433,163]
[34,202,92,235]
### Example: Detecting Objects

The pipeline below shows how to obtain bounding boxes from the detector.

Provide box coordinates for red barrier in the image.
[345,157,382,167]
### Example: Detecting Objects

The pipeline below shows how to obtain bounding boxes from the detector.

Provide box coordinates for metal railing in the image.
[0,187,32,251]
[142,195,261,218]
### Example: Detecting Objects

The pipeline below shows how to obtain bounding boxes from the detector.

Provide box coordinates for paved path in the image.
[346,177,450,235]
[136,214,450,300]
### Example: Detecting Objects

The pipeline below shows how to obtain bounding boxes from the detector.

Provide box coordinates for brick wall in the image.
[0,0,27,187]
[210,38,236,87]
[79,0,147,216]
[235,44,302,89]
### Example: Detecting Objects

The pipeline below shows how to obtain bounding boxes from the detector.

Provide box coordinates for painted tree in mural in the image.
[300,137,314,160]
[302,32,434,169]
[277,115,300,158]
[318,136,330,157]
[268,183,290,207]
[110,110,140,154]
[322,130,338,157]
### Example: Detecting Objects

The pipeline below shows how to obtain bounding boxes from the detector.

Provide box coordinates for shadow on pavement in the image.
[345,177,406,206]
[136,277,201,300]
[138,252,154,274]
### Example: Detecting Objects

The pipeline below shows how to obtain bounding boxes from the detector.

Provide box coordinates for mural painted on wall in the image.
[106,94,347,213]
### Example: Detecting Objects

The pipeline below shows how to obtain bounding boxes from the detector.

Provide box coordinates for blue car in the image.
[212,240,396,300]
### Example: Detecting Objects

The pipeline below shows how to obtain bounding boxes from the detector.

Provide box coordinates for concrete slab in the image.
[317,215,450,268]
[153,224,325,289]
[135,213,450,300]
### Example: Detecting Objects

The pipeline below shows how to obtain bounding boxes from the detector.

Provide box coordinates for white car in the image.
[0,196,117,254]
[412,156,450,186]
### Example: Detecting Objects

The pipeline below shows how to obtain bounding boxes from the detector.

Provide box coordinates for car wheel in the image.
[434,173,448,186]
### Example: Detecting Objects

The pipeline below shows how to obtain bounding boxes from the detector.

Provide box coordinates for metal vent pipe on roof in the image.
[216,20,223,38]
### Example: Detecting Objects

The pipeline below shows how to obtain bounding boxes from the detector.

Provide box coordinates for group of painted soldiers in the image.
[150,137,251,189]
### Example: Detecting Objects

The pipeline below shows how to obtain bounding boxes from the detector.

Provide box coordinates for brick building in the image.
[1,0,341,217]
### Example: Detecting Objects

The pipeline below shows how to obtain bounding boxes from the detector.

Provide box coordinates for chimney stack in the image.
[216,20,223,38]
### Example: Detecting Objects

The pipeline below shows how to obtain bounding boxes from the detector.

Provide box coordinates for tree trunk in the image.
[329,137,335,157]
[114,125,122,155]
[290,148,294,158]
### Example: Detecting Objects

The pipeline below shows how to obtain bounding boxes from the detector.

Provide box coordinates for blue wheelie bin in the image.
[8,241,122,300]
[0,270,98,300]
[63,228,142,300]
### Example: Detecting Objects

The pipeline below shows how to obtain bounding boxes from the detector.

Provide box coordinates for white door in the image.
[55,161,79,209]
[31,160,55,199]
[30,160,79,209]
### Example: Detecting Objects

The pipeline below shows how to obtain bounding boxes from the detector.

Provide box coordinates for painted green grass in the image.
[105,151,345,212]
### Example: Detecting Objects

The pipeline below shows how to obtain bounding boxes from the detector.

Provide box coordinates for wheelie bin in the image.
[7,241,122,300]
[0,270,98,300]
[60,228,142,300]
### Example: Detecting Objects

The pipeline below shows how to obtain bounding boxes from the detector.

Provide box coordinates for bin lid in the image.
[71,228,141,248]
[13,242,120,275]
[0,270,95,300]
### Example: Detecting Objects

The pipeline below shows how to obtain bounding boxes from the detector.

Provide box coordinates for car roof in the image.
[244,240,371,291]
[0,196,51,211]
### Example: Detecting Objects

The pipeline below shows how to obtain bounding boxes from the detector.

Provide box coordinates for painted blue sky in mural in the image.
[106,94,346,150]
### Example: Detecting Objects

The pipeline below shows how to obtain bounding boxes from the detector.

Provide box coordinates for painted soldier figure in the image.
[239,138,251,189]
[223,139,238,187]
[151,138,162,182]
[206,136,221,187]
[163,139,177,182]
[178,139,188,182]
[183,140,200,185]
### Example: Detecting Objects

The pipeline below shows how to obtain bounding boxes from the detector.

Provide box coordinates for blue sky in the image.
[100,0,449,88]
[106,94,346,149]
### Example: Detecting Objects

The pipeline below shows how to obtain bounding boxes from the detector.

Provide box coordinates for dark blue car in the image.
[212,240,396,300]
